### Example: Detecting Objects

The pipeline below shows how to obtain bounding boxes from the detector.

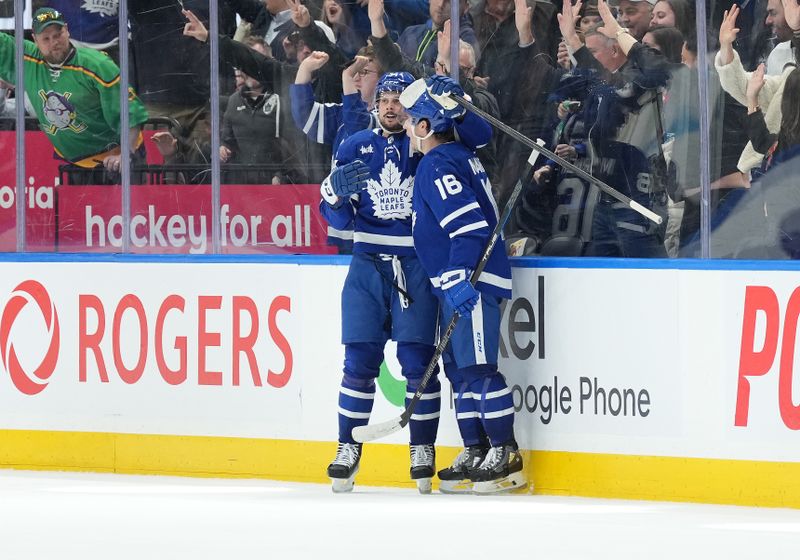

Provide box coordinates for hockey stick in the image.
[449,94,662,225]
[352,142,546,443]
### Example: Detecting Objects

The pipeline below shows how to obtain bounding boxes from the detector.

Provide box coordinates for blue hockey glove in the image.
[427,75,464,97]
[440,268,479,317]
[331,159,371,197]
[425,76,466,119]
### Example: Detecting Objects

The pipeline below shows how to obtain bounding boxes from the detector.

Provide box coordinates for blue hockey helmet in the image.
[399,79,455,133]
[375,71,415,98]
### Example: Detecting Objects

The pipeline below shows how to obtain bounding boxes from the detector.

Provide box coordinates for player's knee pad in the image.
[396,341,436,380]
[442,360,462,387]
[458,364,499,387]
[343,342,384,381]
[341,374,376,392]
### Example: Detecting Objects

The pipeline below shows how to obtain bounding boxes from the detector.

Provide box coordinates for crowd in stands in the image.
[7,0,800,259]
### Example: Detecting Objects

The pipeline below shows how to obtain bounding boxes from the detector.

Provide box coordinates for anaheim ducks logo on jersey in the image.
[39,90,88,135]
[366,159,413,220]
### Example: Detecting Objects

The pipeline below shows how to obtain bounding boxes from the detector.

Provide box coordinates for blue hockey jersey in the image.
[412,142,512,300]
[321,128,419,256]
[321,112,493,256]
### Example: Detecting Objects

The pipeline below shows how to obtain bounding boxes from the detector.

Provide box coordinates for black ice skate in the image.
[469,442,527,494]
[327,442,362,493]
[410,444,435,494]
[437,445,488,494]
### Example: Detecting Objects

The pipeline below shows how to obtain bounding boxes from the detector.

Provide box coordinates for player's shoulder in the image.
[338,128,383,158]
[419,142,468,174]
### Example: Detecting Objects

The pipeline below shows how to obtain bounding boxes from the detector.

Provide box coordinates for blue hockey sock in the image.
[445,363,488,447]
[406,377,441,445]
[399,342,440,445]
[338,343,383,443]
[471,373,515,447]
[338,375,376,444]
[453,381,491,447]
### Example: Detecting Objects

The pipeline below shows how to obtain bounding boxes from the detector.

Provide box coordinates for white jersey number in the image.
[434,174,463,200]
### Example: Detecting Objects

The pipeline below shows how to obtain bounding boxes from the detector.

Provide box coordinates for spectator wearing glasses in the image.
[291,47,380,154]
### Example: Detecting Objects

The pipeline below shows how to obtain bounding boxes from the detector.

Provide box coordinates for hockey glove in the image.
[425,76,466,119]
[440,268,480,317]
[331,159,371,197]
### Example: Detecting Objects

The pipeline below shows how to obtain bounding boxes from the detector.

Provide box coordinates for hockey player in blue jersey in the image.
[402,78,526,494]
[322,72,492,493]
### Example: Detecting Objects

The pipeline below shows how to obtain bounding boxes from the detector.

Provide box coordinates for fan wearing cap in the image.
[402,78,523,494]
[320,72,492,494]
[0,7,148,183]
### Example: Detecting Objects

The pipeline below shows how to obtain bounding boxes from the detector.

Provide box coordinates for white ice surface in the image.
[1,470,799,559]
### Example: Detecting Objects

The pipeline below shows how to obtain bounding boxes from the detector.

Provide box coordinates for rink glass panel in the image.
[9,0,794,259]
[701,2,800,260]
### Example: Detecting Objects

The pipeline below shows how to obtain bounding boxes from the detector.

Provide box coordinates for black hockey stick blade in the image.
[450,94,662,225]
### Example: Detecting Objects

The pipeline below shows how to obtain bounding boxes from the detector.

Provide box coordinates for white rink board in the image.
[0,260,799,464]
[0,261,460,446]
[505,265,800,463]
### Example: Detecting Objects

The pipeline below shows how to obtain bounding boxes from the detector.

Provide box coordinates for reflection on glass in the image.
[11,1,800,259]
[700,1,800,259]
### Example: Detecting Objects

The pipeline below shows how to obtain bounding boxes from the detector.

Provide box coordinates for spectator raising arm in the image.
[295,50,330,85]
[183,9,294,93]
[369,0,427,76]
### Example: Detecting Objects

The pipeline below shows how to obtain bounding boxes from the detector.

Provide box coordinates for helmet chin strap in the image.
[407,122,434,152]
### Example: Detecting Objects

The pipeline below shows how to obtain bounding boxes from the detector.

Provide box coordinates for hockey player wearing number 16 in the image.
[403,79,526,494]
[321,72,493,494]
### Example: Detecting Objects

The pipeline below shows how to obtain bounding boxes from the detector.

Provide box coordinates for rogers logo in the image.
[0,280,60,395]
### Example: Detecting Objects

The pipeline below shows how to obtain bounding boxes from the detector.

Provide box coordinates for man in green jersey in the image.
[0,7,148,184]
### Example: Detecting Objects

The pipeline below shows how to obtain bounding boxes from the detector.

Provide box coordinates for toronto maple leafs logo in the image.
[82,0,118,17]
[366,160,413,220]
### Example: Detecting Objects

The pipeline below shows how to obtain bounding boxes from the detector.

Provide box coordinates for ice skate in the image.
[470,443,527,494]
[327,442,362,493]
[437,445,488,494]
[410,444,435,494]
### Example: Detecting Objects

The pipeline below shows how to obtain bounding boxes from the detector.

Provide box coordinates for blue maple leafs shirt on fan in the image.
[319,72,492,494]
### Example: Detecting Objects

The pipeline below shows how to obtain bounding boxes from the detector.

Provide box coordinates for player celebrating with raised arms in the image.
[401,78,526,494]
[322,72,492,494]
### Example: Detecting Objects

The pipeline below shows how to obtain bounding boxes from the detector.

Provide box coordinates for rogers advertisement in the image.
[0,131,333,254]
[0,263,348,440]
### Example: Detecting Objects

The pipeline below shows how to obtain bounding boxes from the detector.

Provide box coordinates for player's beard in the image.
[379,114,404,133]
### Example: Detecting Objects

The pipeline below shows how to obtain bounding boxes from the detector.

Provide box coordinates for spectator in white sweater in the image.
[715,2,800,173]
